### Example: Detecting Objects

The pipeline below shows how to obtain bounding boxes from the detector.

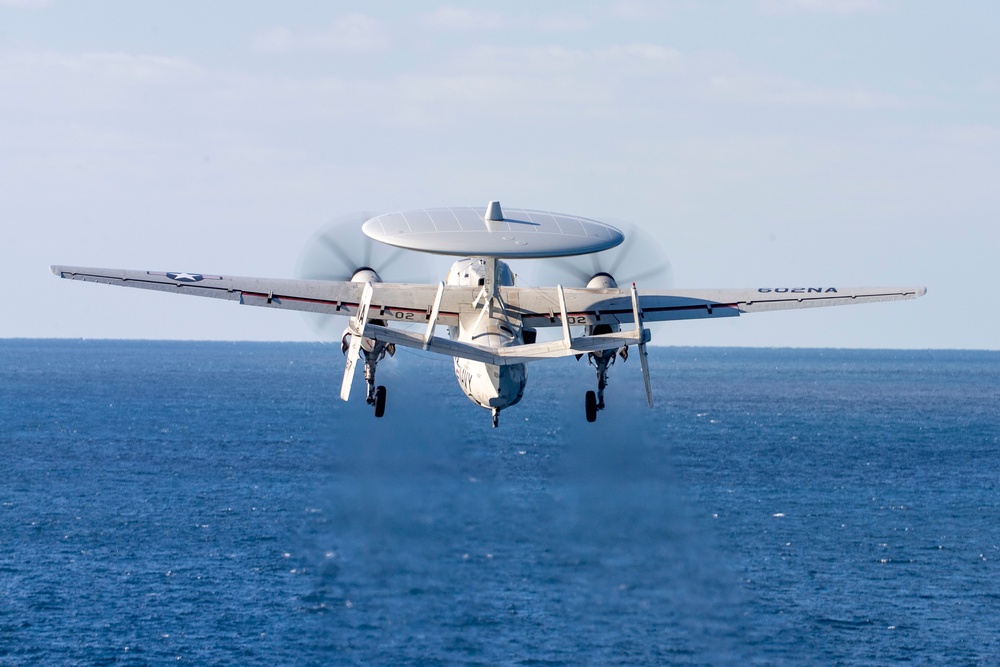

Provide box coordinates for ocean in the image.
[2,340,998,665]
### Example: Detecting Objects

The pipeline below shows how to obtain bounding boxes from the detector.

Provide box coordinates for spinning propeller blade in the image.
[515,218,672,290]
[296,212,435,341]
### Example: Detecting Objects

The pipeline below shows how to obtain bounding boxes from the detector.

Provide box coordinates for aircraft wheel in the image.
[374,385,387,418]
[585,390,598,423]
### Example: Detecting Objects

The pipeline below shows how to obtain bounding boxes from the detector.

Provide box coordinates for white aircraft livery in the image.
[52,202,926,427]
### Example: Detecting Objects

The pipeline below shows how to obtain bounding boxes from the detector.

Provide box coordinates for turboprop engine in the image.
[350,267,382,285]
[585,272,619,338]
[586,271,618,290]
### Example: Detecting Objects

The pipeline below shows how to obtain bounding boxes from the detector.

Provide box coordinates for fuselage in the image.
[445,258,527,411]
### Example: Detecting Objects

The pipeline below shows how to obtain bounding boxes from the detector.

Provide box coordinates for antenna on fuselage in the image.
[485,200,504,222]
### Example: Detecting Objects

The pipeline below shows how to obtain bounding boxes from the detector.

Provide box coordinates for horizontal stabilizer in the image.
[362,323,649,366]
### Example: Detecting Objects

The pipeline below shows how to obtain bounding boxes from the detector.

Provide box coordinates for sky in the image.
[2,0,997,349]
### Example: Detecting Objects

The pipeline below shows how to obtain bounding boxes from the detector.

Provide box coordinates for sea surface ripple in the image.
[2,341,998,665]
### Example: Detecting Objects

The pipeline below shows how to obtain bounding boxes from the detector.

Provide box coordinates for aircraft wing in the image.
[52,266,925,336]
[508,285,927,328]
[50,265,475,326]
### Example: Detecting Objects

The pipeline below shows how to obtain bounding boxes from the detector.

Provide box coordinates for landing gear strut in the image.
[340,281,398,420]
[492,408,500,429]
[583,346,628,422]
[360,340,394,419]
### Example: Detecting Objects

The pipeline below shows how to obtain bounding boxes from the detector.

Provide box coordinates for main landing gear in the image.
[345,331,395,419]
[492,407,500,429]
[363,345,393,418]
[583,345,628,423]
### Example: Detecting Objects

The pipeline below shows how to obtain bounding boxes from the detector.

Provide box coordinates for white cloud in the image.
[0,0,51,7]
[453,43,682,80]
[758,0,890,15]
[597,44,683,69]
[0,41,901,148]
[421,7,508,31]
[533,13,592,33]
[382,43,682,125]
[941,124,1000,145]
[607,0,664,21]
[0,52,209,116]
[704,72,901,109]
[421,7,593,34]
[253,13,389,53]
[977,77,999,95]
[424,43,895,117]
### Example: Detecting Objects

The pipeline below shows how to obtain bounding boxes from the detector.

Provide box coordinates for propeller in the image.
[296,212,435,340]
[518,218,673,289]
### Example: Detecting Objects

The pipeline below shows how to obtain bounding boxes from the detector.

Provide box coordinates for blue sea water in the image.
[1,340,999,666]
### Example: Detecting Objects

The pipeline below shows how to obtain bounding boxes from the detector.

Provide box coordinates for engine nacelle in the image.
[586,272,618,289]
[350,267,382,283]
[585,273,619,339]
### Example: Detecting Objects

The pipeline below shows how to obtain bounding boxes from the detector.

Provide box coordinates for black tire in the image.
[374,385,387,418]
[585,390,598,423]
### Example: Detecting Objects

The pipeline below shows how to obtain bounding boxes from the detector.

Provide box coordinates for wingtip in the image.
[50,265,63,277]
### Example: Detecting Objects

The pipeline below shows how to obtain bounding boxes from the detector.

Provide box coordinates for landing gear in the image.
[360,338,394,419]
[585,391,598,423]
[340,281,396,420]
[364,351,388,418]
[373,385,387,418]
[582,346,628,423]
[492,408,500,429]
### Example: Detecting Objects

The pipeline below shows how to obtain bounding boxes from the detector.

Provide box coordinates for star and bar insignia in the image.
[149,271,223,282]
